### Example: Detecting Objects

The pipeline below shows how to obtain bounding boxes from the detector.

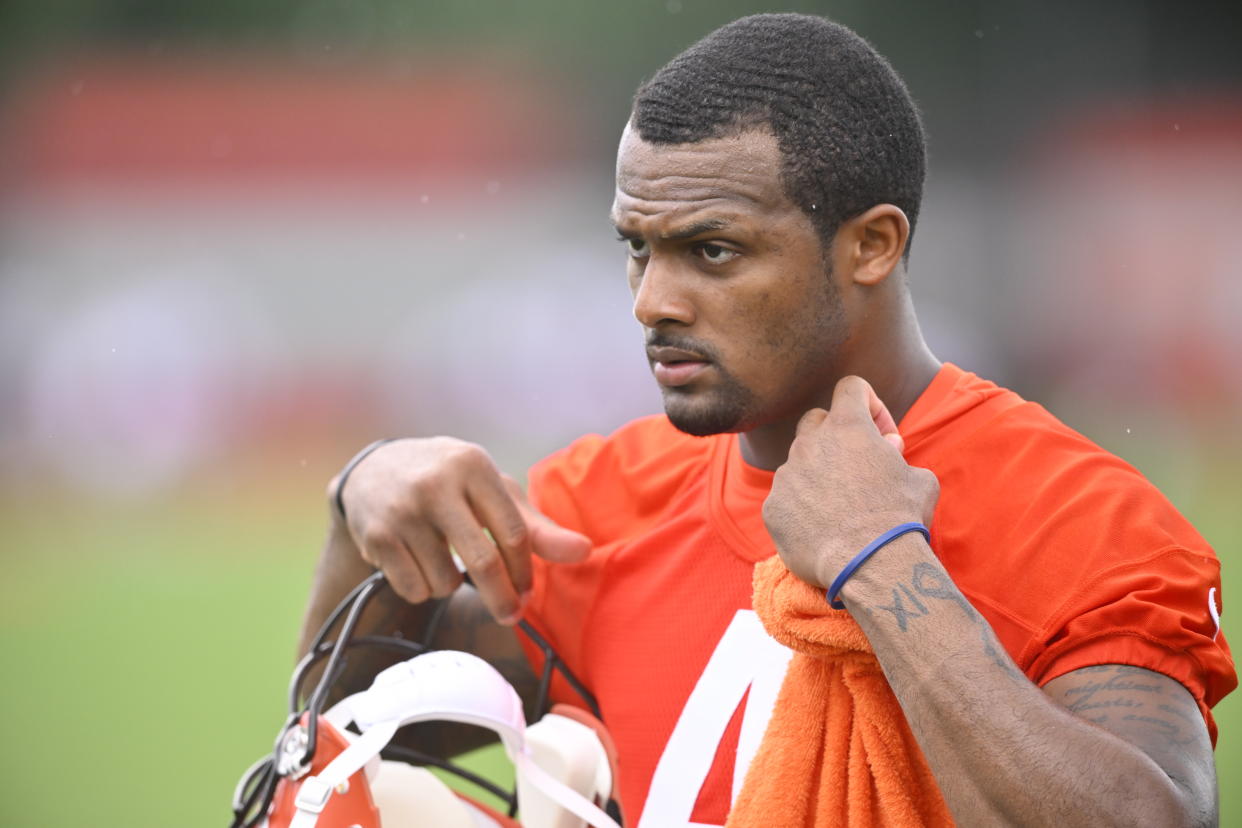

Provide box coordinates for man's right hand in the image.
[332,437,592,625]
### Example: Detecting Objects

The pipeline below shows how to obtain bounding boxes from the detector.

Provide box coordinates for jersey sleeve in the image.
[1026,544,1234,743]
[917,389,1238,745]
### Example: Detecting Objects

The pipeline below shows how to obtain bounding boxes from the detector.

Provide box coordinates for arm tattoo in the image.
[873,583,928,632]
[979,625,1024,680]
[1062,665,1162,709]
[869,561,1023,679]
[1058,665,1199,748]
[872,562,974,629]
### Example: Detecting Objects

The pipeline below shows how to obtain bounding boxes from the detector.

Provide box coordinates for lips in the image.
[648,345,711,388]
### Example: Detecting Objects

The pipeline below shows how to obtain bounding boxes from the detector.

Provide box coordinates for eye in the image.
[696,243,738,265]
[621,237,650,259]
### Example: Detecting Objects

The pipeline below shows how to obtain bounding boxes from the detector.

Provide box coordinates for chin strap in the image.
[288,650,621,828]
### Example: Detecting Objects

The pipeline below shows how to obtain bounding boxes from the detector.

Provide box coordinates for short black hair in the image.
[632,13,926,257]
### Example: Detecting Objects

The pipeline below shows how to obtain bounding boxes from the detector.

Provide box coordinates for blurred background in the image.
[1,1,1239,824]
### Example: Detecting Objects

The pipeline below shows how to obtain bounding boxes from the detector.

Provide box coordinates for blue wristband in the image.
[826,522,930,609]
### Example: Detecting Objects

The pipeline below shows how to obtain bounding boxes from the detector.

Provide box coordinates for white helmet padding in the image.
[289,650,621,828]
[370,762,496,828]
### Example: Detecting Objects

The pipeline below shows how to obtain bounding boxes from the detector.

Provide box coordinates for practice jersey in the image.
[519,363,1236,827]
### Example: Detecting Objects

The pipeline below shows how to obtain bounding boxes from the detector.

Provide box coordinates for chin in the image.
[662,389,753,437]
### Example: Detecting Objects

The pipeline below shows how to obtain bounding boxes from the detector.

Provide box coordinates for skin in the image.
[768,378,1217,826]
[296,125,1218,823]
[612,124,936,469]
[296,452,583,755]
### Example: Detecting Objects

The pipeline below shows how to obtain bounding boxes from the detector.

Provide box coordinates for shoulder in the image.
[907,365,1207,563]
[912,368,1232,714]
[925,374,1208,560]
[527,414,719,542]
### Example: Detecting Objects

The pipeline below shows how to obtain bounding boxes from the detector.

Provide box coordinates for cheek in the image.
[751,281,825,352]
[759,291,798,351]
[740,279,840,377]
[715,289,803,382]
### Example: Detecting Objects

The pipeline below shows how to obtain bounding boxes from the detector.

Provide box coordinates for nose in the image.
[632,257,696,329]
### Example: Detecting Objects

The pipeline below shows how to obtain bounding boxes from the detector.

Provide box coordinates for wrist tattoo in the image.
[869,561,1024,680]
[872,562,972,631]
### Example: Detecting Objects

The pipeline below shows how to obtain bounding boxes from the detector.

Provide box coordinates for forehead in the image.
[611,125,794,225]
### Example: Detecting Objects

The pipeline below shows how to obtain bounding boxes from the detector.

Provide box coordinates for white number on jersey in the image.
[638,610,793,828]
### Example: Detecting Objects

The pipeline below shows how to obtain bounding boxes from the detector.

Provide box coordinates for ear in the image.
[835,204,910,287]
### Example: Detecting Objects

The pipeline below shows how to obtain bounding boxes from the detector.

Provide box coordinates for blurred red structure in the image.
[1015,99,1242,413]
[4,55,580,193]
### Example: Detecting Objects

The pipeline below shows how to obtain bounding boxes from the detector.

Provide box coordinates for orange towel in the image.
[726,557,954,828]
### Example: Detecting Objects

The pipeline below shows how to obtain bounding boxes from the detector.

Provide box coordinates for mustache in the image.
[645,333,720,362]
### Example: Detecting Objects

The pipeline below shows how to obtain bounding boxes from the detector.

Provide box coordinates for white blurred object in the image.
[369,762,484,828]
[287,650,620,828]
[519,713,613,828]
[20,273,271,496]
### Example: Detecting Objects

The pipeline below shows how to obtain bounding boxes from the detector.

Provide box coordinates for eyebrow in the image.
[612,217,732,241]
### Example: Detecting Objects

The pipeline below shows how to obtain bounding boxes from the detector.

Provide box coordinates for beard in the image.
[645,331,759,436]
[646,331,763,436]
[660,367,760,436]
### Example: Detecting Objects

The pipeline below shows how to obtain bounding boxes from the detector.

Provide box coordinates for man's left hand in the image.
[762,375,940,589]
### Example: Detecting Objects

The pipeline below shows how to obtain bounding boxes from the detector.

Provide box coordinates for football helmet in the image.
[230,572,624,828]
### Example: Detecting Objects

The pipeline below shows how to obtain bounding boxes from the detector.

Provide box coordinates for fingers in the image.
[399,522,463,599]
[363,495,527,623]
[342,437,591,626]
[502,473,591,563]
[829,375,903,450]
[527,513,593,563]
[439,506,526,624]
[361,526,433,605]
[467,471,534,594]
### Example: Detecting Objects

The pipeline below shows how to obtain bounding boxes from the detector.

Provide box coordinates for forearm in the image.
[840,535,1199,827]
[298,513,371,657]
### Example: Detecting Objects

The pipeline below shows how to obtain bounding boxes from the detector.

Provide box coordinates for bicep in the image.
[1043,664,1217,815]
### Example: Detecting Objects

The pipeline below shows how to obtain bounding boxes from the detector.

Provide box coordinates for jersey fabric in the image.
[519,363,1236,827]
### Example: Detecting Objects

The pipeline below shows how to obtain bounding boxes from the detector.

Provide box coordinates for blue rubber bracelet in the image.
[826,522,930,609]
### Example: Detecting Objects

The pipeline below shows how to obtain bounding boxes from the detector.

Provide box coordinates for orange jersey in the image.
[520,363,1235,827]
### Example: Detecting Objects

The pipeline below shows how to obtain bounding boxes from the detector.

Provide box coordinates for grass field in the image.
[1,443,1238,827]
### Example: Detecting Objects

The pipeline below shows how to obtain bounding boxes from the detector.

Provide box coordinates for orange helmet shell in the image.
[267,715,380,828]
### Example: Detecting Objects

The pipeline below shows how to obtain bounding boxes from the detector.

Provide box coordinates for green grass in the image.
[0,497,315,827]
[0,451,1237,826]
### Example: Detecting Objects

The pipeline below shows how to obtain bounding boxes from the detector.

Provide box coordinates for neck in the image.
[738,296,940,471]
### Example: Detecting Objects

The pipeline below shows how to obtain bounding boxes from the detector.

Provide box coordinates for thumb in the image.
[832,375,903,450]
[527,510,592,563]
[503,474,592,563]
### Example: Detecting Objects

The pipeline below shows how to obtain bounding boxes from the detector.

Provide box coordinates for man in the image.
[299,14,1234,826]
